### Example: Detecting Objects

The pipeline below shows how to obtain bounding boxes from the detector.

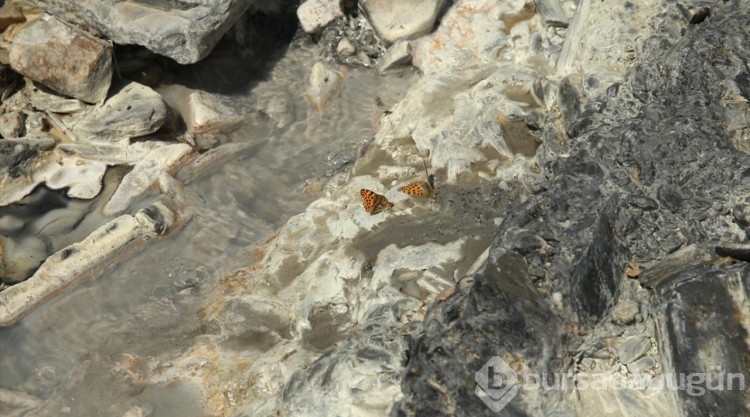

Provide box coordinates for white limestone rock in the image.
[0,111,24,138]
[378,40,412,72]
[360,0,451,44]
[297,0,343,33]
[159,85,246,138]
[336,38,356,57]
[67,81,167,142]
[24,0,255,64]
[103,143,195,215]
[26,82,86,114]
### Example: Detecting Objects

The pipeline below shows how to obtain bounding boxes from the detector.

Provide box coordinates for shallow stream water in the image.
[0,40,416,417]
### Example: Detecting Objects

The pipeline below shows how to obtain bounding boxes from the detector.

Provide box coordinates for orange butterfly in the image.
[398,178,435,198]
[360,189,393,214]
[398,160,436,198]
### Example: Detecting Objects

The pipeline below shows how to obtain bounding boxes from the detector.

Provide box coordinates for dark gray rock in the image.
[0,136,54,178]
[396,4,750,416]
[395,252,562,416]
[656,263,750,416]
[618,336,650,364]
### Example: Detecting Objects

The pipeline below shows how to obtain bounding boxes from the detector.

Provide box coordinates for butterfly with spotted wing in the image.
[397,159,436,198]
[360,189,393,214]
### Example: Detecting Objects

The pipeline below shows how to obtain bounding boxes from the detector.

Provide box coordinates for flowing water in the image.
[0,38,416,417]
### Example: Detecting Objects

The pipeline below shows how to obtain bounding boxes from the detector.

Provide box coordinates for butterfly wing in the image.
[398,180,434,198]
[361,189,393,214]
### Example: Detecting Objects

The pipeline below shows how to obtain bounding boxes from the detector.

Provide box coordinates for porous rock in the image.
[67,81,167,142]
[9,13,112,103]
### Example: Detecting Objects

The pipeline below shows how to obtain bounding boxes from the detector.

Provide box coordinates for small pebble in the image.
[336,38,356,57]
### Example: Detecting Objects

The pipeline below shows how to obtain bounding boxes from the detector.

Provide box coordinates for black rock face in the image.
[656,263,750,417]
[396,253,561,417]
[395,4,750,416]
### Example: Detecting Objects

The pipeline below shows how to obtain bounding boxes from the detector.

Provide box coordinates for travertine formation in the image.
[2,0,750,417]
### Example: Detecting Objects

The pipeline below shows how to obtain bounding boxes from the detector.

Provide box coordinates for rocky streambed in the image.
[1,0,750,416]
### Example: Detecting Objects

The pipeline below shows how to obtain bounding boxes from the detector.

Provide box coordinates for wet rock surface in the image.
[2,0,750,416]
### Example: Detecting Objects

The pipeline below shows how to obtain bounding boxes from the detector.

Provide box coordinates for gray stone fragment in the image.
[26,83,85,114]
[69,81,167,141]
[9,13,112,103]
[627,356,656,373]
[25,0,254,64]
[715,242,750,262]
[360,0,450,44]
[611,299,639,325]
[378,40,412,73]
[534,0,568,27]
[657,184,683,213]
[558,74,583,135]
[336,38,356,57]
[676,4,711,25]
[297,0,343,33]
[618,336,650,364]
[0,110,24,138]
